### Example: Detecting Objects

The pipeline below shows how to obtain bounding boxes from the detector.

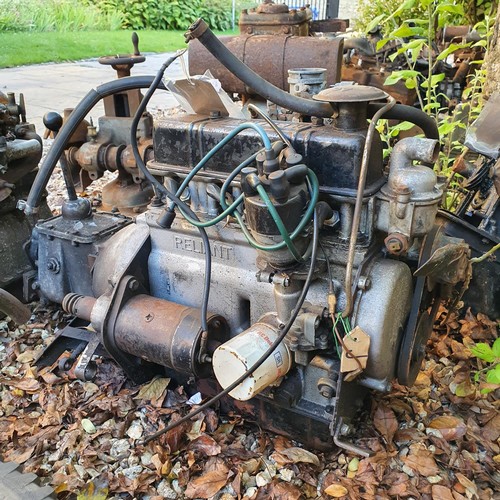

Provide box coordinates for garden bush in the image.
[90,0,234,31]
[355,0,497,33]
[0,0,122,32]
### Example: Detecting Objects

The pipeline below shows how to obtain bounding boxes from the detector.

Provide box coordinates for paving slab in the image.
[0,52,185,133]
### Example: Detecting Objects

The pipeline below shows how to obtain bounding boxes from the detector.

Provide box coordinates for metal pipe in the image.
[0,289,31,325]
[343,97,397,317]
[367,102,439,140]
[388,137,440,186]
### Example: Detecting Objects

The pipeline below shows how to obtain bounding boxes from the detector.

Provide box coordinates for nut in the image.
[384,233,409,255]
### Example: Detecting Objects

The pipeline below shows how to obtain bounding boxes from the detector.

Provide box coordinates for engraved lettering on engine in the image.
[173,236,234,261]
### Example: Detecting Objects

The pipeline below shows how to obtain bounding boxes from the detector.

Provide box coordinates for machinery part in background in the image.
[434,96,500,319]
[341,24,486,110]
[28,23,474,453]
[267,67,328,122]
[437,211,499,319]
[98,32,146,79]
[239,1,313,36]
[238,0,348,36]
[0,91,49,298]
[0,289,31,325]
[188,34,344,96]
[52,33,154,216]
[454,94,500,238]
[342,61,417,106]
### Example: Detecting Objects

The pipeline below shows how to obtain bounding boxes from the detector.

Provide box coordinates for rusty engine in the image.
[15,19,482,454]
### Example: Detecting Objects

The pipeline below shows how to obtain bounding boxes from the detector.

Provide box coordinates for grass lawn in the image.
[0,29,236,68]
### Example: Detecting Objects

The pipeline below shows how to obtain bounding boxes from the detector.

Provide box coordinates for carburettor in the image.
[28,24,472,453]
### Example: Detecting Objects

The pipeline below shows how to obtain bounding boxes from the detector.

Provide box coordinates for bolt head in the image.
[128,279,139,291]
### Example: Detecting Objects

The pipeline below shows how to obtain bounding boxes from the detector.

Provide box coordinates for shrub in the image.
[91,0,233,31]
[355,0,497,33]
[0,0,123,32]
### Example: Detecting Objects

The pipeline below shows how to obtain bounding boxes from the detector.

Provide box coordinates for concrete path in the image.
[0,52,184,133]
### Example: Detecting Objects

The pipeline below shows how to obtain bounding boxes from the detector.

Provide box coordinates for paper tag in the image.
[340,326,370,373]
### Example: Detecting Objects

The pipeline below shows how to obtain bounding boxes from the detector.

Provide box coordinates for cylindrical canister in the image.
[188,35,343,94]
[288,68,327,98]
[212,321,292,401]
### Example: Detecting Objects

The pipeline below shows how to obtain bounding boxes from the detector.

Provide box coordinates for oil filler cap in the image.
[313,84,388,103]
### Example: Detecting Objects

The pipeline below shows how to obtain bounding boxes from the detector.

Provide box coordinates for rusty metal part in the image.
[239,1,312,36]
[342,64,417,106]
[101,177,154,215]
[384,232,409,255]
[310,18,349,33]
[103,90,143,117]
[0,91,48,293]
[188,35,343,95]
[98,32,145,79]
[64,286,228,377]
[0,288,31,324]
[342,96,396,317]
[440,25,472,43]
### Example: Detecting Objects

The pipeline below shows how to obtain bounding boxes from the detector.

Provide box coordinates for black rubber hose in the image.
[368,102,439,140]
[185,19,439,141]
[185,19,334,119]
[25,75,164,215]
[129,52,212,334]
[139,206,321,446]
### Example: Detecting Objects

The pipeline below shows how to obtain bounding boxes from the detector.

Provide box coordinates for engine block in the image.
[29,28,472,453]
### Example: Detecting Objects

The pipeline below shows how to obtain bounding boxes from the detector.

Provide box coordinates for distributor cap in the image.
[313,84,388,103]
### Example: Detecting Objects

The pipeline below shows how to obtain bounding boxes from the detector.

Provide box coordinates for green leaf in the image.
[492,338,500,358]
[470,343,496,363]
[390,24,425,38]
[376,38,391,51]
[365,14,385,33]
[421,73,445,89]
[436,42,470,62]
[405,78,416,89]
[436,3,464,16]
[486,364,500,384]
[392,0,417,18]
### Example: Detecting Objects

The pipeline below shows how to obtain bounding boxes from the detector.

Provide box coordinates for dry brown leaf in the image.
[0,376,41,393]
[134,377,170,407]
[3,446,35,464]
[386,472,414,497]
[481,414,500,442]
[184,468,229,499]
[428,415,467,440]
[373,403,398,445]
[402,444,440,476]
[240,458,260,474]
[188,434,222,456]
[16,350,36,363]
[273,435,293,452]
[455,473,478,497]
[257,480,302,500]
[279,447,320,467]
[431,484,455,500]
[324,483,348,498]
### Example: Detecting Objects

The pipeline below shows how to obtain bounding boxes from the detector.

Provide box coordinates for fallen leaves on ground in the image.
[0,304,498,499]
